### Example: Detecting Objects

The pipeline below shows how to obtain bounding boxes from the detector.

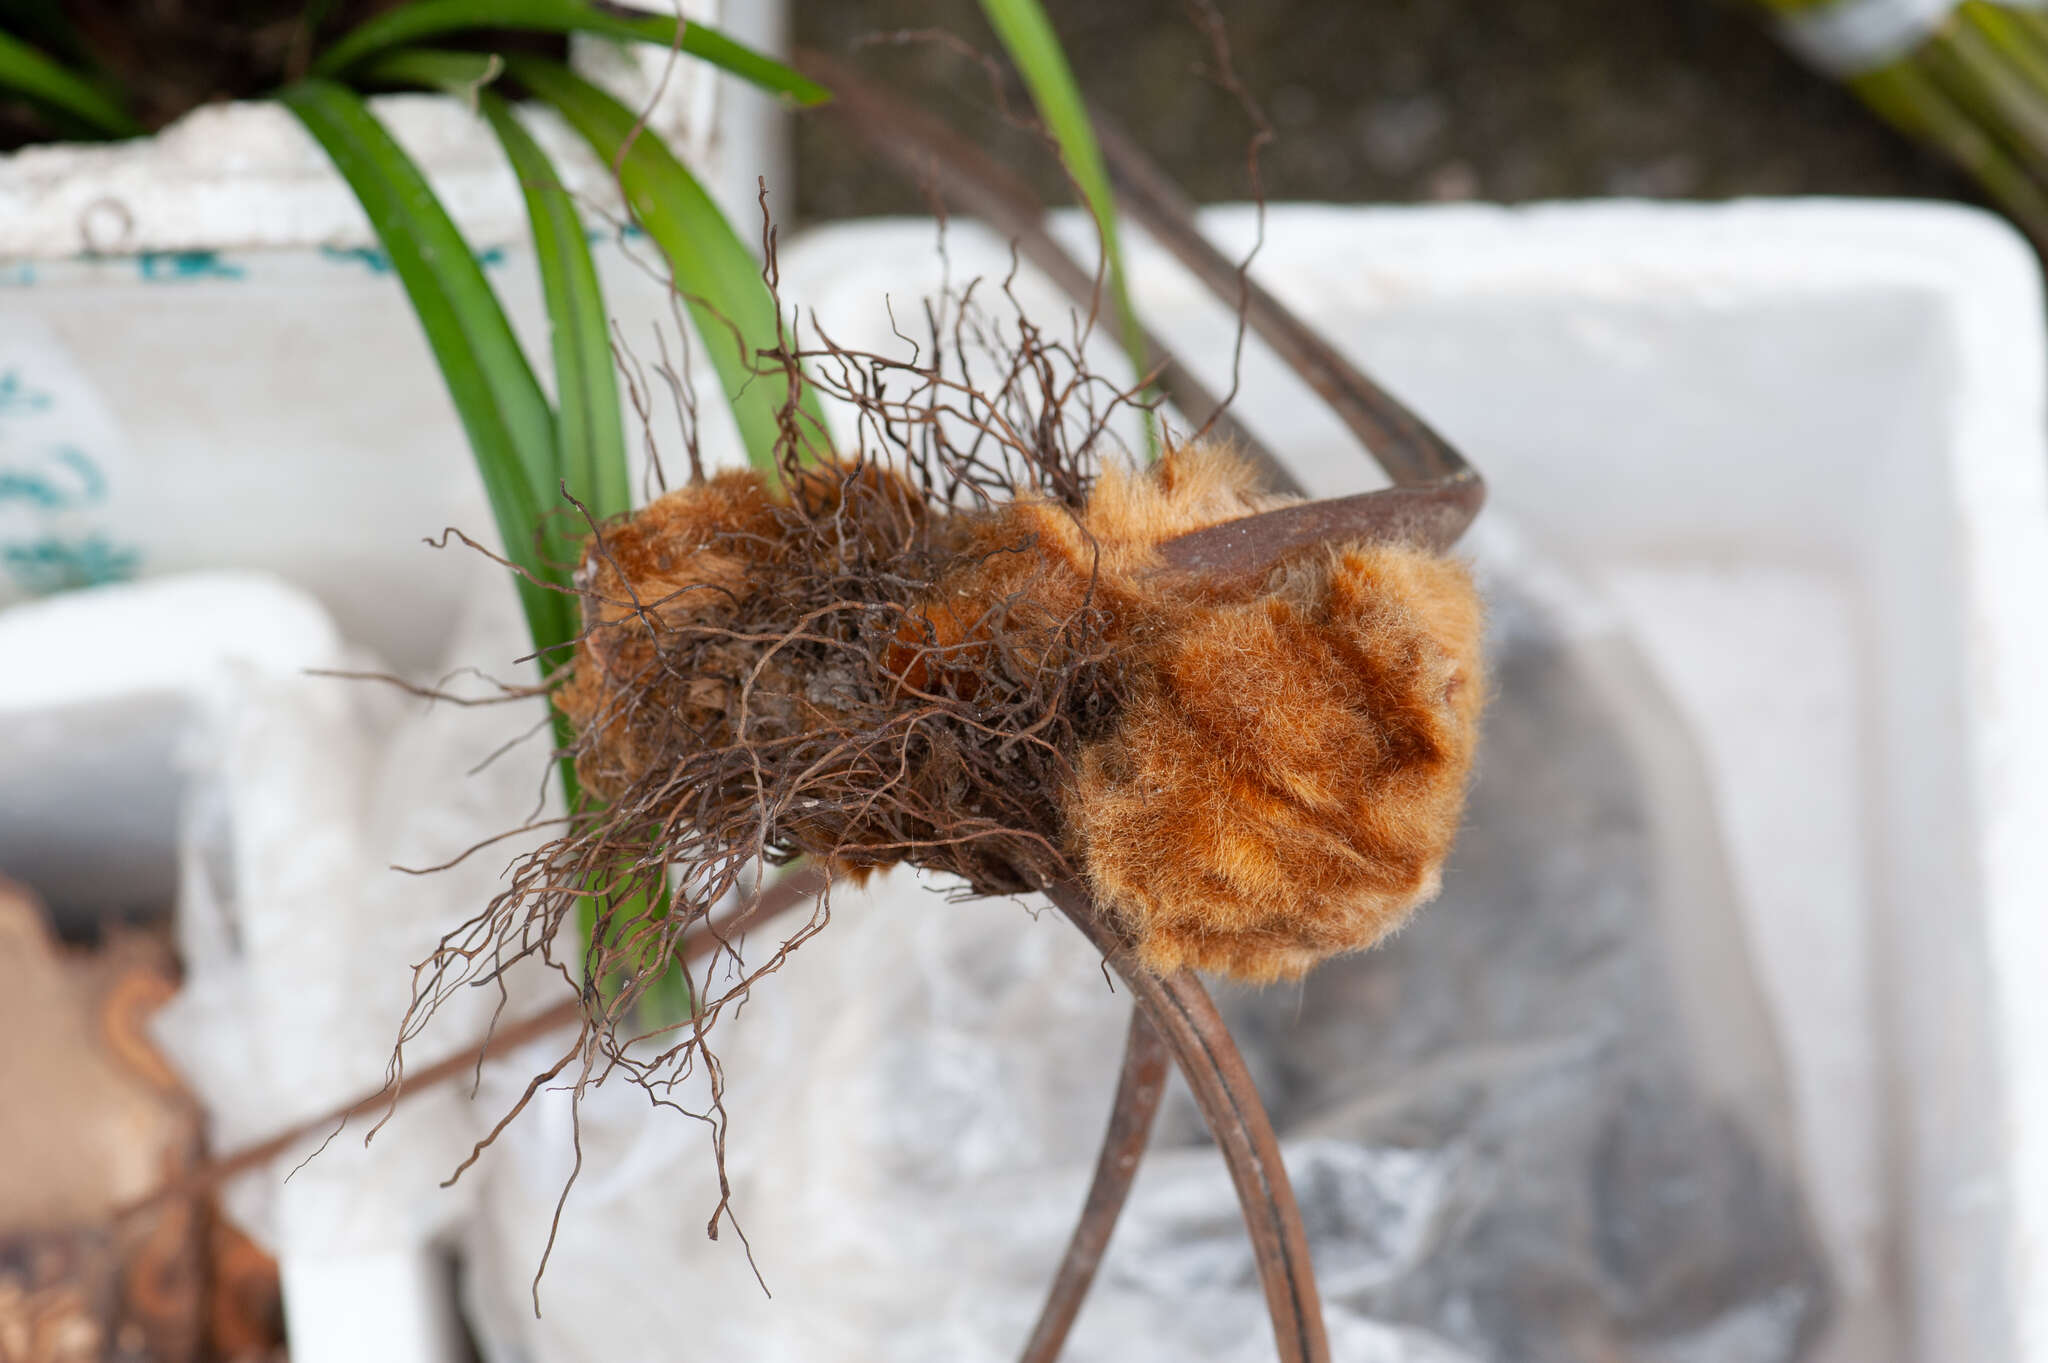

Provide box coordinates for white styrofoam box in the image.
[0,1,764,258]
[0,0,784,673]
[150,565,560,1363]
[280,1252,473,1363]
[776,201,2048,1363]
[0,573,341,923]
[0,567,562,1363]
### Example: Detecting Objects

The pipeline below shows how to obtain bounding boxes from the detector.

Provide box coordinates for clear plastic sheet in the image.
[151,565,562,1262]
[1178,562,1832,1361]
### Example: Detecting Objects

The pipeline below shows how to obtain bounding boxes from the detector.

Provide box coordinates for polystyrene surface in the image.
[776,200,2048,1363]
[0,0,771,673]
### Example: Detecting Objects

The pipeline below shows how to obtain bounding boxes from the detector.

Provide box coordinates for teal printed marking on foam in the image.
[322,244,395,273]
[325,244,506,271]
[3,534,140,593]
[139,250,245,281]
[0,371,54,415]
[0,448,109,510]
[0,264,36,287]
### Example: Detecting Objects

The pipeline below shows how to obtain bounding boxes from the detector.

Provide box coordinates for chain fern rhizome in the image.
[402,283,1485,1256]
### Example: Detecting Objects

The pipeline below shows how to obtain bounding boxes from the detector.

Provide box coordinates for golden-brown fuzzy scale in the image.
[1068,542,1484,983]
[559,444,1485,982]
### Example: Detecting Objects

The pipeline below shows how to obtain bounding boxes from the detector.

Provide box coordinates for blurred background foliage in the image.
[795,0,1973,220]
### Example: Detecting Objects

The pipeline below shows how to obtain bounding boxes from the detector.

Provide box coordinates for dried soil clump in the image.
[559,440,1484,983]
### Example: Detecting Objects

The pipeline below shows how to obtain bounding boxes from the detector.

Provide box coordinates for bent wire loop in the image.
[808,52,1486,1363]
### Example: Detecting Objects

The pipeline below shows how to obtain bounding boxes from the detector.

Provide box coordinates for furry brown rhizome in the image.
[558,440,1484,985]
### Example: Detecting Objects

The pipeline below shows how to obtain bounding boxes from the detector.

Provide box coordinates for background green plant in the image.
[1751,0,2048,248]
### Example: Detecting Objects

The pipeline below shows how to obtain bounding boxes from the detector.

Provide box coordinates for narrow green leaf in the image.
[361,49,632,521]
[348,53,670,999]
[310,0,829,105]
[506,54,826,478]
[1848,59,2048,247]
[975,0,1154,453]
[480,91,632,521]
[280,79,575,661]
[0,30,139,138]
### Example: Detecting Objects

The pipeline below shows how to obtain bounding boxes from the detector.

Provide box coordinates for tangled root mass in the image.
[404,282,1481,1253]
[563,439,1483,984]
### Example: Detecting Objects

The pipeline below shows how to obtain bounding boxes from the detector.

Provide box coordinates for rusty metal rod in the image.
[1091,112,1481,501]
[1017,1008,1170,1363]
[1047,882,1330,1363]
[800,49,1483,561]
[795,47,1303,496]
[118,864,830,1217]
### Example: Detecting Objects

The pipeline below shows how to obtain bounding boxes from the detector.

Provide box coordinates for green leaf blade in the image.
[976,0,1152,452]
[280,78,575,659]
[478,89,631,522]
[0,30,140,138]
[505,54,826,479]
[311,0,829,104]
[362,50,631,521]
[356,46,502,101]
